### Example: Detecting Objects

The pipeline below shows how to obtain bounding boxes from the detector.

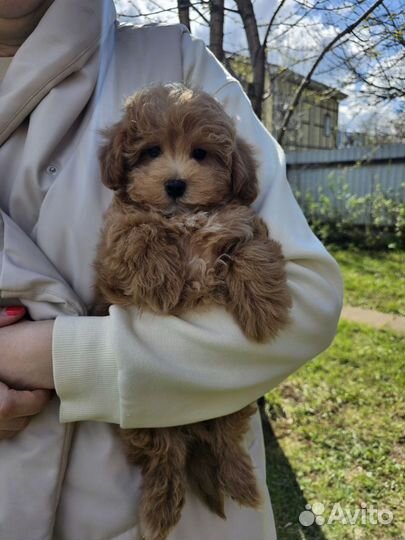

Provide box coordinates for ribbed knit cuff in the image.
[52,315,120,424]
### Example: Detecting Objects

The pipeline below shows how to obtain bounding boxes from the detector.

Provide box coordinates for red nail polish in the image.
[5,306,26,316]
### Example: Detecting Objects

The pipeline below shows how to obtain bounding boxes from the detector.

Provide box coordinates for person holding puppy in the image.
[0,1,343,539]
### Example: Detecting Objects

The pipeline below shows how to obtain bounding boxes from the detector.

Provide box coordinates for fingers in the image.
[0,430,21,440]
[0,384,51,441]
[0,306,27,328]
[0,416,31,431]
[0,382,51,441]
[0,384,51,420]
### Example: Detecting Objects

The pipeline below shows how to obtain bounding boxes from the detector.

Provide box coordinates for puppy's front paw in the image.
[119,224,185,313]
[137,228,185,312]
[226,239,291,342]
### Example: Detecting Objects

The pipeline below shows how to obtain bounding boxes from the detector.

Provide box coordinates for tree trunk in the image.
[235,0,265,118]
[178,0,191,30]
[209,0,225,62]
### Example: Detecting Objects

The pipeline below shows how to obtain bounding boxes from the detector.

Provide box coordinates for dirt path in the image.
[341,305,405,335]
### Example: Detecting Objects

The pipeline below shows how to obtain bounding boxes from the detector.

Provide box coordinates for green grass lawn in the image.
[265,320,405,540]
[330,248,405,316]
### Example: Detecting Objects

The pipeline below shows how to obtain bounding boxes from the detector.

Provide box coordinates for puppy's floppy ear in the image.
[231,137,258,205]
[99,121,128,190]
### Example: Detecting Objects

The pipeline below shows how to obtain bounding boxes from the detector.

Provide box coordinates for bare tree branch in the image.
[190,1,210,25]
[262,0,287,50]
[277,0,385,144]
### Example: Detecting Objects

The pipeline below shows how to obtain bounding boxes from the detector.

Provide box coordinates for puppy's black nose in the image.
[165,179,187,199]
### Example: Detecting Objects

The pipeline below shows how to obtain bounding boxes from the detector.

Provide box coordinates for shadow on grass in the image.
[263,419,328,540]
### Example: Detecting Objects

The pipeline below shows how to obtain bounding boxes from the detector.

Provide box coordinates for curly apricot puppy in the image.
[94,84,292,540]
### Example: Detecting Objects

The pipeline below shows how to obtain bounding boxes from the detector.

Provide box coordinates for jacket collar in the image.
[0,0,116,146]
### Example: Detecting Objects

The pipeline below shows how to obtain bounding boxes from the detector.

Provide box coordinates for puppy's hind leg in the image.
[139,430,188,540]
[225,236,291,342]
[207,407,261,510]
[186,441,226,519]
[217,440,262,509]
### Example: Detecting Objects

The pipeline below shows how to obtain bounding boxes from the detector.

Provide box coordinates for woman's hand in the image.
[0,307,52,440]
[0,306,54,389]
[0,381,51,440]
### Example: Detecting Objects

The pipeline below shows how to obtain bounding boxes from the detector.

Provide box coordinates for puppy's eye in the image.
[146,146,162,158]
[192,148,207,161]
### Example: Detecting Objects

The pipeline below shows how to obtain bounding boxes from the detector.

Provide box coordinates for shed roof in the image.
[268,63,348,101]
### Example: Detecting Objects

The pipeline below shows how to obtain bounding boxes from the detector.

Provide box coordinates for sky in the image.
[114,0,404,133]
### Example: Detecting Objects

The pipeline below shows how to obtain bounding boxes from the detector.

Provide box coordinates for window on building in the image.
[324,113,332,137]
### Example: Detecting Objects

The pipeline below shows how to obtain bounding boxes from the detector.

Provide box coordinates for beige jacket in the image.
[0,1,343,539]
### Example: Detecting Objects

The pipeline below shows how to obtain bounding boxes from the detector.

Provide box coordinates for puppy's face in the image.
[100,85,258,213]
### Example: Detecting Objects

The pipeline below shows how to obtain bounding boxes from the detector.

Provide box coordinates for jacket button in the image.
[46,164,58,175]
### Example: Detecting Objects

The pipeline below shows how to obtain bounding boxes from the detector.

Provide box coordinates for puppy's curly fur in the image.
[94,84,292,540]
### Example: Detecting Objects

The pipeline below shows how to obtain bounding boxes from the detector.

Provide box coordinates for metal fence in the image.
[286,143,405,224]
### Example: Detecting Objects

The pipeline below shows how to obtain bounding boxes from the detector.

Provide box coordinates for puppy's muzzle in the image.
[165,179,187,199]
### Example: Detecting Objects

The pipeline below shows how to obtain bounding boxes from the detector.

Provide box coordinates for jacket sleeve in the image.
[52,31,343,427]
[0,209,85,319]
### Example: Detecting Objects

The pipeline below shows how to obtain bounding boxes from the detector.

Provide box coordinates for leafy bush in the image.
[294,177,405,250]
